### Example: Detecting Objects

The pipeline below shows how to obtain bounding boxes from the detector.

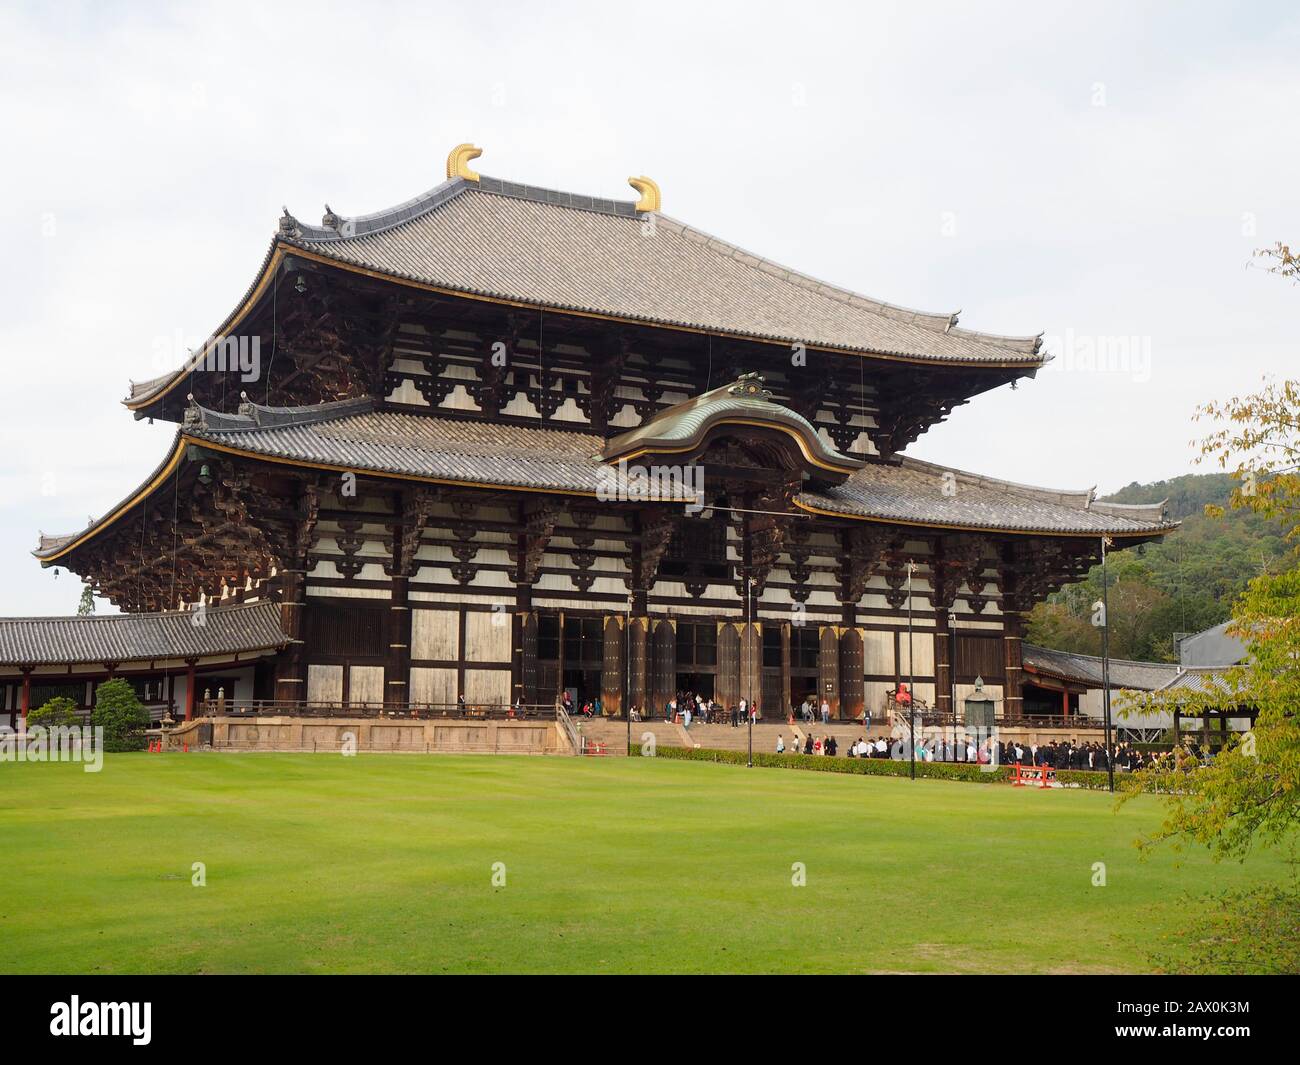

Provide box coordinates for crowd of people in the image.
[661,691,758,728]
[768,732,1178,772]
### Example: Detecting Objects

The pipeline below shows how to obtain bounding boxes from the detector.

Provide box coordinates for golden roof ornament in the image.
[628,176,660,213]
[446,143,483,182]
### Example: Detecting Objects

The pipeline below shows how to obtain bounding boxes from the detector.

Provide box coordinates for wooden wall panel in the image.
[863,629,895,676]
[465,610,512,663]
[409,666,458,708]
[306,664,343,705]
[411,609,459,661]
[348,665,385,708]
[956,634,1004,684]
[465,668,511,708]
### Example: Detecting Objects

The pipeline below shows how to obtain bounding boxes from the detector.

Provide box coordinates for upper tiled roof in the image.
[128,169,1046,410]
[286,175,1044,365]
[0,601,286,667]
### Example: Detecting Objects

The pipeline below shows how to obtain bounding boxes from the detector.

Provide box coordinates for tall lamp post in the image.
[747,576,756,767]
[624,593,633,755]
[1099,536,1115,793]
[907,561,916,781]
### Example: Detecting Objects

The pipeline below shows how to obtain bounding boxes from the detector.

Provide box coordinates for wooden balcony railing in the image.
[196,700,554,721]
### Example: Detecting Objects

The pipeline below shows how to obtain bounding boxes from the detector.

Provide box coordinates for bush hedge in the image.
[629,744,1140,791]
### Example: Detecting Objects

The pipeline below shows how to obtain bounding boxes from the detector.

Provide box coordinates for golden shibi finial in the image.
[447,143,483,182]
[628,175,660,213]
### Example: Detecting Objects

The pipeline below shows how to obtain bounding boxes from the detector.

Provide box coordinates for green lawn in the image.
[0,753,1288,974]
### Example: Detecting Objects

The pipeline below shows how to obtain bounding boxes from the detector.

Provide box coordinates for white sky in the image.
[1,0,1296,616]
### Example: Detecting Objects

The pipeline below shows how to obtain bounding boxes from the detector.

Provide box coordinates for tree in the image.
[27,695,79,730]
[1121,364,1300,858]
[90,678,150,752]
[76,583,95,616]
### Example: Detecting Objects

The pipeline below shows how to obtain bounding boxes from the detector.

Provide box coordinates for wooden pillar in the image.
[818,625,840,717]
[780,622,791,720]
[517,610,538,707]
[739,622,761,713]
[1003,612,1024,721]
[934,609,952,718]
[839,627,864,722]
[628,616,649,717]
[1061,688,1069,719]
[274,567,308,704]
[20,668,31,728]
[651,618,676,715]
[184,659,197,721]
[716,623,741,711]
[601,615,625,717]
[386,574,411,707]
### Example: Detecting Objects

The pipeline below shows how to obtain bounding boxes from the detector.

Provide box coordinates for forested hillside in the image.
[1024,473,1292,661]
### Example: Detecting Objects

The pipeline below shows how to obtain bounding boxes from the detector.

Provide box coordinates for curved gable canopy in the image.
[600,373,866,485]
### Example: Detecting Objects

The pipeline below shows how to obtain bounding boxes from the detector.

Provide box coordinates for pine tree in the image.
[77,583,95,616]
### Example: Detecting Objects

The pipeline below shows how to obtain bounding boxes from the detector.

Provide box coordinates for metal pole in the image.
[908,561,916,780]
[949,609,958,763]
[625,595,632,754]
[1100,537,1115,793]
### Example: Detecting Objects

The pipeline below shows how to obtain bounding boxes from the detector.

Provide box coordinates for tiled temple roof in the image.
[1022,644,1230,693]
[0,601,286,667]
[127,166,1046,408]
[36,389,1177,563]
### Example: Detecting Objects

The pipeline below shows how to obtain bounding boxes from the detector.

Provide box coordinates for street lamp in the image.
[1099,536,1115,793]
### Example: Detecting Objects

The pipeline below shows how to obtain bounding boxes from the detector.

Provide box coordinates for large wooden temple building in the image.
[2,145,1177,731]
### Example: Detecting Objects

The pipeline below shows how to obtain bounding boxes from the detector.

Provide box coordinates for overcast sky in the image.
[1,0,1296,616]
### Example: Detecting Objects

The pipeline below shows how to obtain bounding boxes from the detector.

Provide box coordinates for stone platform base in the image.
[164,716,573,755]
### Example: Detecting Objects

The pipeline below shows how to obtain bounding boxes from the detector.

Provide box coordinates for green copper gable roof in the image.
[600,373,865,473]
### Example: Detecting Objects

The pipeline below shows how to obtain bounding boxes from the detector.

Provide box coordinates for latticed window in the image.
[675,622,717,666]
[791,626,820,669]
[563,617,603,664]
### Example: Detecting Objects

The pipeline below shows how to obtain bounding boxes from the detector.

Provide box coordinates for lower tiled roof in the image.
[35,402,1178,562]
[1024,644,1192,691]
[0,601,286,667]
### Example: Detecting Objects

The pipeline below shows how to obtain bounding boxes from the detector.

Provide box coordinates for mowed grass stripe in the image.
[0,754,1286,973]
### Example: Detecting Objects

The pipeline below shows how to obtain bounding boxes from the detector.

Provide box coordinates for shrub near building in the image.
[90,679,149,752]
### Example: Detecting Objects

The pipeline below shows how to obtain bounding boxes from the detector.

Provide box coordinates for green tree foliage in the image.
[90,678,150,752]
[27,696,79,730]
[76,583,95,616]
[1025,472,1290,661]
[1120,363,1300,860]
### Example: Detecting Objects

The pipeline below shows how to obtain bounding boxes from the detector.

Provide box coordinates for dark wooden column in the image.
[387,574,411,707]
[839,628,864,722]
[818,625,840,717]
[739,623,761,712]
[274,567,308,703]
[20,668,31,727]
[934,607,952,718]
[651,619,676,714]
[601,615,625,717]
[716,622,741,710]
[517,608,538,707]
[1003,612,1025,721]
[628,617,649,716]
[184,658,197,720]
